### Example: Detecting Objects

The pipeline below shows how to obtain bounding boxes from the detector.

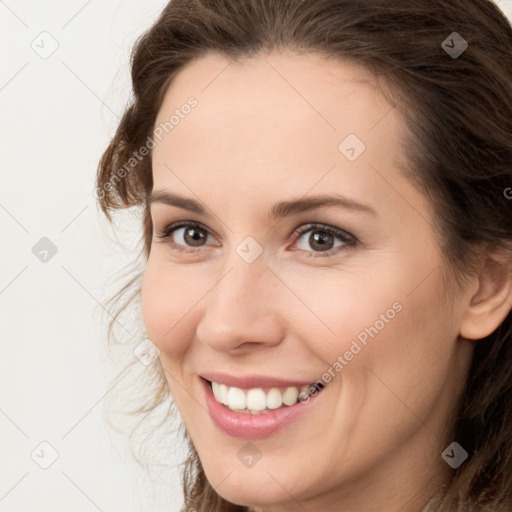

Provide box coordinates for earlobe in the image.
[459,245,512,341]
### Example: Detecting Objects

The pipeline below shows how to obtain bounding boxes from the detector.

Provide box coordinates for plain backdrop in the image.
[1,1,512,512]
[0,2,183,512]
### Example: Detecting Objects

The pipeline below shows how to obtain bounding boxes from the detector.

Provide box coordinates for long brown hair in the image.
[96,1,512,510]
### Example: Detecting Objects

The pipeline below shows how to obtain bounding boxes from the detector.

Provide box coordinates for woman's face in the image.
[141,52,474,511]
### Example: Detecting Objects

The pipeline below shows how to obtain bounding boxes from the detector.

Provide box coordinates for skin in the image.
[140,51,512,511]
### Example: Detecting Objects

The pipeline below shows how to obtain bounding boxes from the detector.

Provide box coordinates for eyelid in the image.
[288,223,357,257]
[154,220,220,252]
[154,220,358,256]
[156,220,216,240]
[290,223,356,245]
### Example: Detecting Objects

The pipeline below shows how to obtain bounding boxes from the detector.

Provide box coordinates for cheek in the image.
[140,261,204,358]
[282,267,407,364]
[340,272,456,430]
[300,256,452,397]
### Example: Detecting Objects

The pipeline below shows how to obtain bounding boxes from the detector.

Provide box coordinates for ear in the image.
[459,243,512,340]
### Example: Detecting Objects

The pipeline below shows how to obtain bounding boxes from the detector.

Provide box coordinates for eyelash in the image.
[154,221,358,258]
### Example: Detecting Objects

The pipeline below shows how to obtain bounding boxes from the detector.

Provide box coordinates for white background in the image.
[1,1,511,511]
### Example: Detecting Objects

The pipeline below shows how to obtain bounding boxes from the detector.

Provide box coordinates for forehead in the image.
[154,50,402,138]
[151,51,411,213]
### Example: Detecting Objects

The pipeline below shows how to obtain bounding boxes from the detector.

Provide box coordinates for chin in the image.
[202,463,299,508]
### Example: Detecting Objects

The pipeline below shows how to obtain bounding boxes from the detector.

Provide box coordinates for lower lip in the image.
[201,377,325,439]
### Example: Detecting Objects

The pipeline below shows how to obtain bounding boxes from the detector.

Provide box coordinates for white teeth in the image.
[246,388,267,411]
[283,386,300,406]
[212,381,221,401]
[210,381,319,413]
[266,388,283,409]
[227,386,246,410]
[219,383,229,405]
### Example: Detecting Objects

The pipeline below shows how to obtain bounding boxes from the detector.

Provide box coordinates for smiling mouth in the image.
[205,378,326,415]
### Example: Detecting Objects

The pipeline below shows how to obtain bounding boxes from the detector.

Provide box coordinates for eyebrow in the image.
[147,190,377,219]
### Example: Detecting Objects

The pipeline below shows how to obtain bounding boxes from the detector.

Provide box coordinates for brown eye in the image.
[307,230,335,251]
[155,222,216,252]
[181,226,208,246]
[293,224,356,257]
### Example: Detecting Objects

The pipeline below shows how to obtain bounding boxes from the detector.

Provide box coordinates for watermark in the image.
[504,187,512,200]
[32,237,58,263]
[31,31,59,60]
[441,442,468,469]
[30,441,59,469]
[133,338,160,367]
[237,442,263,468]
[93,97,198,200]
[298,301,403,404]
[236,236,263,263]
[441,32,468,59]
[338,133,366,162]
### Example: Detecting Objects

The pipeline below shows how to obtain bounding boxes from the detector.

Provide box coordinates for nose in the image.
[195,254,285,354]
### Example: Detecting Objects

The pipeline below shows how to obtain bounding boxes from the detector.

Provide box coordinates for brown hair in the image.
[96,0,512,510]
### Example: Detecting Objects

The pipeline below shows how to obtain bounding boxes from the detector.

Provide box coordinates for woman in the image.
[96,0,512,510]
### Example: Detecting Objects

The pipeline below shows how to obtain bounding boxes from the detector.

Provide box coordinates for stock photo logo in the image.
[93,97,198,200]
[441,32,468,59]
[297,301,404,405]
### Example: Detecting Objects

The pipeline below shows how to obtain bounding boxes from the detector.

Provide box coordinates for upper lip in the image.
[200,371,318,390]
